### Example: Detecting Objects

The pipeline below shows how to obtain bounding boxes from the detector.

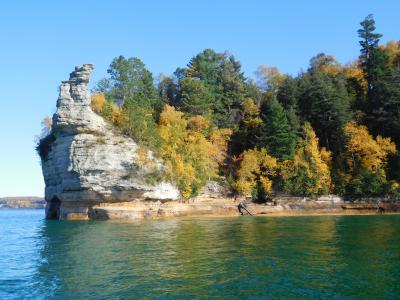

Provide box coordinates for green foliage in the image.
[121,100,161,151]
[298,72,352,152]
[181,49,247,128]
[84,15,400,200]
[177,77,213,116]
[107,56,159,108]
[230,98,262,154]
[345,169,389,198]
[157,74,178,106]
[358,14,384,89]
[257,97,297,161]
[36,133,56,161]
[368,68,400,145]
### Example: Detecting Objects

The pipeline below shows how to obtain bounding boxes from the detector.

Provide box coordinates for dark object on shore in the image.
[238,198,253,216]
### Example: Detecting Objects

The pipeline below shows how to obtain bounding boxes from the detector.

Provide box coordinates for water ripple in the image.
[1,211,400,299]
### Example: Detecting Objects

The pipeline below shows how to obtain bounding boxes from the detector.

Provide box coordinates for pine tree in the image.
[230,98,263,154]
[358,14,384,92]
[177,78,213,116]
[183,49,247,128]
[107,56,159,108]
[277,76,301,136]
[358,15,400,146]
[298,72,352,152]
[257,97,297,161]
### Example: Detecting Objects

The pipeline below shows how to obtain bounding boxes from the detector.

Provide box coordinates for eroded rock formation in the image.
[41,65,180,219]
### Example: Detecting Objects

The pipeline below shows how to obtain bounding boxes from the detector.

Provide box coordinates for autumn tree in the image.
[235,148,278,199]
[280,123,332,196]
[343,60,367,119]
[255,65,287,97]
[159,105,231,198]
[308,53,342,76]
[343,121,397,197]
[91,93,106,113]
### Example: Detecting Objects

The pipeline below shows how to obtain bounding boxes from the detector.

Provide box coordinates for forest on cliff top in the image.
[39,15,400,200]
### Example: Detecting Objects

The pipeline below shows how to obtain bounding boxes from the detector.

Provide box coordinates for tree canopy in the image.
[84,14,400,200]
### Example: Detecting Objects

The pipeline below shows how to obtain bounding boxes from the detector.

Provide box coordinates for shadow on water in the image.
[2,211,400,299]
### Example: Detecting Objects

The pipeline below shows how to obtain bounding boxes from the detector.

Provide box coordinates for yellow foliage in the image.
[320,147,332,165]
[255,66,287,93]
[91,93,106,113]
[159,105,231,198]
[390,181,400,196]
[236,148,278,196]
[344,121,396,173]
[111,106,124,127]
[311,54,342,75]
[381,40,400,68]
[343,60,368,92]
[281,122,332,195]
[210,128,232,165]
[187,115,210,133]
[35,115,53,143]
[242,98,263,127]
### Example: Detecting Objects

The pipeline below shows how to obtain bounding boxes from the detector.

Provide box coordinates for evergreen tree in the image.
[107,56,159,109]
[358,15,400,146]
[157,74,178,106]
[298,72,352,152]
[370,69,400,144]
[277,76,301,136]
[358,14,384,92]
[177,77,213,116]
[257,97,297,161]
[184,49,247,128]
[230,98,263,154]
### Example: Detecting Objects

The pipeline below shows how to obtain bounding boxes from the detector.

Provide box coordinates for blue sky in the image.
[0,0,399,197]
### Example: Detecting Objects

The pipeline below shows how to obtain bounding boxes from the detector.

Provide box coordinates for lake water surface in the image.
[1,209,400,299]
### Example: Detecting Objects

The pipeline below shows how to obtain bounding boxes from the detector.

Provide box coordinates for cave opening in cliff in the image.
[47,197,61,219]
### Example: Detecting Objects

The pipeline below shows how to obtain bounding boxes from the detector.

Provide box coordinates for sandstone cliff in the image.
[40,65,180,219]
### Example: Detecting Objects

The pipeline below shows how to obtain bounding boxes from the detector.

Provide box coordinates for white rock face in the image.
[40,65,180,219]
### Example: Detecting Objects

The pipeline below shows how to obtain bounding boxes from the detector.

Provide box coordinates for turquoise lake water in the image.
[1,209,400,299]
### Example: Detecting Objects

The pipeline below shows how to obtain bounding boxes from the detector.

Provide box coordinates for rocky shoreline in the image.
[57,196,400,220]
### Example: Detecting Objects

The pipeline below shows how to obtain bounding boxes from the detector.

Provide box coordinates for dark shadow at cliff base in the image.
[46,197,61,219]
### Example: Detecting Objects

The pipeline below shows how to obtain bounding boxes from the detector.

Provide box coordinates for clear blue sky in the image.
[0,0,399,197]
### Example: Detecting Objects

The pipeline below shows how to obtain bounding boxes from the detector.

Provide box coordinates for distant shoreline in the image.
[0,197,45,209]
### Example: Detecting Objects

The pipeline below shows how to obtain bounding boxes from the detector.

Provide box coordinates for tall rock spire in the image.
[40,65,179,220]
